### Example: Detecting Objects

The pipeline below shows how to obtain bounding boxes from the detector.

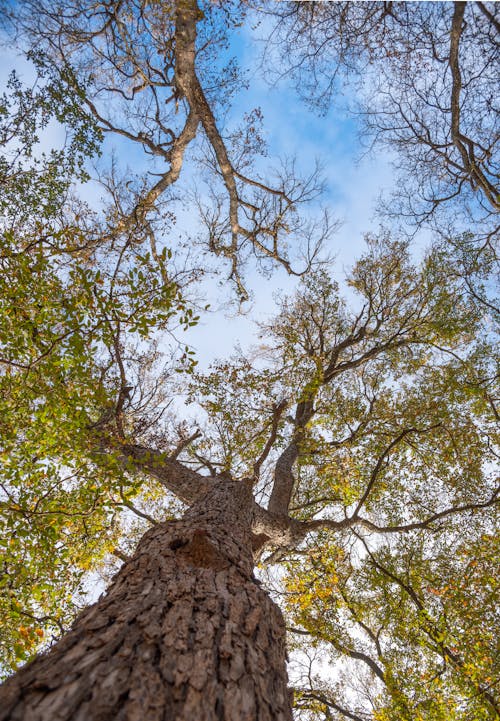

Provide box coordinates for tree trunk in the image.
[0,481,293,721]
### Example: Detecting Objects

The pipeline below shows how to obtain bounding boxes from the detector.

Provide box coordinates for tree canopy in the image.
[0,2,499,720]
[185,236,498,719]
[266,1,499,239]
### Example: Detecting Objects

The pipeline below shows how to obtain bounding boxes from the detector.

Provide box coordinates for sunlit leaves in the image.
[186,358,286,478]
[0,69,202,673]
[0,458,119,671]
[285,529,499,720]
[0,70,101,224]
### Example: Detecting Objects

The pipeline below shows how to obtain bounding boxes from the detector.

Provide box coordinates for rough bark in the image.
[0,481,293,721]
[116,443,214,506]
[268,399,314,516]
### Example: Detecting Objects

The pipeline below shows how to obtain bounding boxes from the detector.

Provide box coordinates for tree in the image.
[185,238,499,720]
[264,1,499,240]
[0,1,499,720]
[0,2,319,717]
[1,225,498,718]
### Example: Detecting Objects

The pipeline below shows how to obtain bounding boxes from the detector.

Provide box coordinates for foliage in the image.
[0,4,498,720]
[0,70,101,222]
[0,73,196,671]
[188,238,499,719]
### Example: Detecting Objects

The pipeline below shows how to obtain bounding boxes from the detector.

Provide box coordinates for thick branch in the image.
[356,487,500,533]
[267,324,420,518]
[449,2,499,207]
[174,0,302,293]
[115,443,213,505]
[114,110,199,237]
[301,486,500,536]
[251,504,306,552]
[268,399,315,516]
[103,436,307,554]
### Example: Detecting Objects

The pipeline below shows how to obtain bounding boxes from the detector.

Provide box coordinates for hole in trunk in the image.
[169,537,188,551]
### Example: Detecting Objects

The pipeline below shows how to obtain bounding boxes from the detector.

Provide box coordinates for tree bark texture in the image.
[0,482,293,721]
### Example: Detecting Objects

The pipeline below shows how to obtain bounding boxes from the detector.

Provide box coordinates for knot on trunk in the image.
[251,532,271,555]
[169,529,230,571]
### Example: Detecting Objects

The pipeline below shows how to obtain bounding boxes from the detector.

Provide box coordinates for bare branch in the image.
[356,486,500,534]
[295,690,367,721]
[352,427,432,519]
[112,549,131,563]
[301,486,500,536]
[169,429,202,460]
[449,2,498,208]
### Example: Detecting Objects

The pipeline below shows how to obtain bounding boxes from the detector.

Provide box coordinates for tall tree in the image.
[0,1,498,720]
[0,2,320,717]
[0,231,498,719]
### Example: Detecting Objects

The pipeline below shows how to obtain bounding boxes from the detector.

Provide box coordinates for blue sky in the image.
[181,15,399,366]
[0,13,401,372]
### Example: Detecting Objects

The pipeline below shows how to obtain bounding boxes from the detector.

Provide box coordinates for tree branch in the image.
[113,442,213,505]
[449,2,498,207]
[267,398,315,516]
[295,690,367,721]
[356,533,500,715]
[356,487,500,533]
[352,426,433,518]
[174,0,311,297]
[170,429,202,460]
[252,399,288,483]
[476,1,500,34]
[298,485,499,537]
